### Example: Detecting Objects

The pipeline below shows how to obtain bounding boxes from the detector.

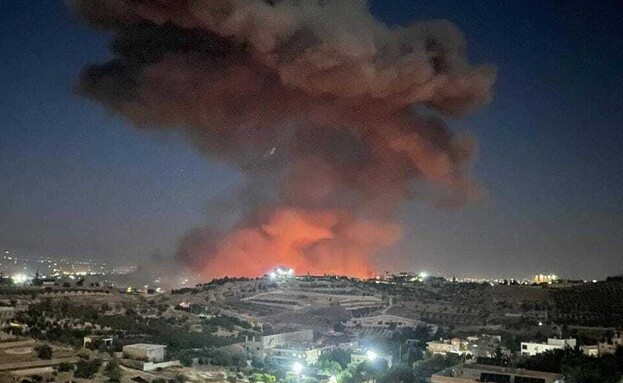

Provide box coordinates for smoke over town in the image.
[68,0,496,279]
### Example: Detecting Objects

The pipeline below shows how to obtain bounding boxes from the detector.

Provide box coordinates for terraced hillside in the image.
[551,279,623,327]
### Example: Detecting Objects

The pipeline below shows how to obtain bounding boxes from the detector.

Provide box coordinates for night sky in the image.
[1,1,622,280]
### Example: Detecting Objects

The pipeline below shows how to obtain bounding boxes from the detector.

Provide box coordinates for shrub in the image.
[35,344,53,360]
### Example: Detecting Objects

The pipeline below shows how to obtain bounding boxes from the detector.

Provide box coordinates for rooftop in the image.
[435,364,563,380]
[123,343,166,350]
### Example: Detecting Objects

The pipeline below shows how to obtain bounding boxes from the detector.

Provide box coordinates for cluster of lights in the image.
[533,274,558,284]
[269,267,294,280]
[12,273,29,284]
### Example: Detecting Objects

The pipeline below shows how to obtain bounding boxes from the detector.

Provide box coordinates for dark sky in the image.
[1,1,621,279]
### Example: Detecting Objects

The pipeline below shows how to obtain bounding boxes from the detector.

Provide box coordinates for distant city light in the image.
[419,272,428,279]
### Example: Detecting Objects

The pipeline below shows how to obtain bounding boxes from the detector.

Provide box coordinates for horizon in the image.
[1,0,622,281]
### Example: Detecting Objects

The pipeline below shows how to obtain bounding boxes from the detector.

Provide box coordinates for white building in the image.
[521,338,577,356]
[123,344,166,362]
[582,345,599,357]
[0,307,16,323]
[268,344,334,366]
[344,315,423,330]
[427,335,503,358]
[83,335,113,349]
[597,331,623,356]
[427,338,469,356]
[431,363,564,383]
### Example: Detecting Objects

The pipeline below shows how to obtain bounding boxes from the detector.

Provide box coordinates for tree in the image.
[334,322,346,333]
[57,362,75,372]
[104,360,122,382]
[35,344,53,360]
[74,359,102,379]
[316,359,343,376]
[381,365,415,383]
[180,353,193,367]
[413,355,461,383]
[251,355,265,369]
[352,359,388,383]
[250,373,277,382]
[318,348,352,369]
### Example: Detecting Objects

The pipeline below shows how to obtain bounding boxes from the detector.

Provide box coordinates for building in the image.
[582,345,599,357]
[123,344,166,362]
[0,307,16,323]
[427,338,468,356]
[242,329,327,367]
[520,338,577,356]
[83,335,113,349]
[237,329,354,368]
[432,364,564,383]
[344,315,430,330]
[243,329,314,358]
[268,343,334,366]
[427,335,503,358]
[597,331,623,356]
[532,274,558,284]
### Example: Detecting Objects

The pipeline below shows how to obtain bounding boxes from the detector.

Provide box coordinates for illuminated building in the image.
[532,274,558,284]
[520,338,577,356]
[432,364,563,383]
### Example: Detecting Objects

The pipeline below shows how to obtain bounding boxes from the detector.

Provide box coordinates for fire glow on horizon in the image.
[69,0,496,279]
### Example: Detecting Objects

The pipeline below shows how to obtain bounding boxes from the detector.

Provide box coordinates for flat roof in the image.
[123,344,166,350]
[435,364,563,379]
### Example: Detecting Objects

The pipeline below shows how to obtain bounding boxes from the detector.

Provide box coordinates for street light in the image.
[292,361,303,374]
[366,350,377,361]
[12,273,28,284]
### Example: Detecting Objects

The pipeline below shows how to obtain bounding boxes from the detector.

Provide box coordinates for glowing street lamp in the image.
[366,350,377,361]
[292,361,303,374]
[12,273,28,285]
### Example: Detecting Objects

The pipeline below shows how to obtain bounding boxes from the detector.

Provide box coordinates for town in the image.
[0,268,621,382]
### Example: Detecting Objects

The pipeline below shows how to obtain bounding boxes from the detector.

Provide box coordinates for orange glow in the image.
[188,208,401,279]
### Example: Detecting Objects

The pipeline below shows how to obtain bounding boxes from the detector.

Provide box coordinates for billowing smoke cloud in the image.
[69,0,495,279]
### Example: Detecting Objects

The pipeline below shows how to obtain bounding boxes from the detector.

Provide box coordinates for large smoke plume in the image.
[69,0,496,279]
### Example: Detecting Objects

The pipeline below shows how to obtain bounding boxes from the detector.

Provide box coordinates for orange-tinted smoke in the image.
[70,0,496,280]
[188,208,401,279]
